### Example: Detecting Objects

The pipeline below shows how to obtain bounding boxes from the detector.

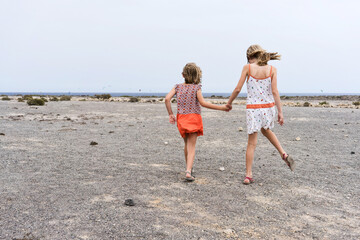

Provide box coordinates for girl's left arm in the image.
[227,65,248,107]
[165,88,176,124]
[271,67,284,126]
[197,90,229,111]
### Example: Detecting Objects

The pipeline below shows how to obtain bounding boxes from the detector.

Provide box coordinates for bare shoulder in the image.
[242,64,249,73]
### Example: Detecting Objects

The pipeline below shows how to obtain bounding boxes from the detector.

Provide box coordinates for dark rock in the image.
[109,131,114,133]
[125,199,135,206]
[0,133,5,136]
[90,141,98,146]
[351,151,355,154]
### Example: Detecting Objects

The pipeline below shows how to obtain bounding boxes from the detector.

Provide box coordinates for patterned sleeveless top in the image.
[175,84,202,115]
[246,64,275,109]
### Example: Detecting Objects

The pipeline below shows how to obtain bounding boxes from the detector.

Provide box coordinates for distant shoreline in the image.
[1,92,360,100]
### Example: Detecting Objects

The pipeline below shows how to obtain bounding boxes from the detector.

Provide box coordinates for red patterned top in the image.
[175,84,202,115]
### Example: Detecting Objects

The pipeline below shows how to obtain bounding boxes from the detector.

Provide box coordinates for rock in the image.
[223,229,234,234]
[90,141,98,146]
[219,167,225,171]
[238,127,244,132]
[164,142,168,145]
[124,199,135,206]
[351,151,355,154]
[0,133,5,136]
[109,131,114,133]
[295,137,301,141]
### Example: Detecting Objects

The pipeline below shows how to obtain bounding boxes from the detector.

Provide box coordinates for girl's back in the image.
[175,83,201,115]
[246,63,274,106]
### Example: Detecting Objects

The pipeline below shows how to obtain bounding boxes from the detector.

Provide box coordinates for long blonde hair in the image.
[182,63,202,84]
[246,44,281,66]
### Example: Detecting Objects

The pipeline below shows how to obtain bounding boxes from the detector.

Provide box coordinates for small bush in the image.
[129,97,139,102]
[27,98,45,106]
[18,97,24,102]
[303,102,310,107]
[171,98,177,103]
[50,97,59,101]
[95,94,111,100]
[59,95,72,101]
[353,101,360,106]
[41,97,48,102]
[1,96,10,101]
[79,98,87,101]
[23,95,33,101]
[319,101,328,105]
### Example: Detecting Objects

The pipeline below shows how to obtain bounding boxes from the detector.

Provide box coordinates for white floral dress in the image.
[246,64,276,134]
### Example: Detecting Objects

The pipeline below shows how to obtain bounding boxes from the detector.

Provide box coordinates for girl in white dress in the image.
[227,44,295,185]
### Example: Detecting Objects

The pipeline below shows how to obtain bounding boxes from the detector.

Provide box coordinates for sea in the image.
[0,92,359,97]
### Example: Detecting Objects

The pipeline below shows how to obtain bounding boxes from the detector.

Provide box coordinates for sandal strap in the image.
[282,153,287,160]
[245,177,253,181]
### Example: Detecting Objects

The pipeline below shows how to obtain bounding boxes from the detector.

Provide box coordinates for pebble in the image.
[124,199,135,206]
[223,229,234,234]
[351,151,355,154]
[164,142,168,145]
[238,127,244,132]
[90,141,98,146]
[295,137,301,141]
[0,133,5,136]
[219,167,225,171]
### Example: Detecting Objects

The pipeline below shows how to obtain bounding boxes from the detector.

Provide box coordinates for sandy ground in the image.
[0,101,359,240]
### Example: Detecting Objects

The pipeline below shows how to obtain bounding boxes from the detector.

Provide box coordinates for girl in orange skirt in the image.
[165,63,229,182]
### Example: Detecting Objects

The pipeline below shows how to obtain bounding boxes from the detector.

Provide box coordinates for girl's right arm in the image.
[271,67,284,126]
[226,65,248,108]
[165,88,176,124]
[197,89,229,111]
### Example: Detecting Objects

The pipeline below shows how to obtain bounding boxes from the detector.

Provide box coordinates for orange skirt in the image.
[177,114,203,138]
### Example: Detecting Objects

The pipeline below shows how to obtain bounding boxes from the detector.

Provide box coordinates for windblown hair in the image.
[246,44,281,66]
[182,63,202,84]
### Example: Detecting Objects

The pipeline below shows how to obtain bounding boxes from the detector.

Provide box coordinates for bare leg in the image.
[183,135,188,166]
[185,133,197,178]
[244,132,258,183]
[260,128,286,157]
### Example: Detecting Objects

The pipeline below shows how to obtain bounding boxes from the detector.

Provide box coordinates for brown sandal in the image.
[283,153,295,171]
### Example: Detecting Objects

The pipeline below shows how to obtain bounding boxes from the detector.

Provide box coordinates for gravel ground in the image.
[0,101,359,240]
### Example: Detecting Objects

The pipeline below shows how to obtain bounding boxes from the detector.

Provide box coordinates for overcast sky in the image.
[1,0,359,93]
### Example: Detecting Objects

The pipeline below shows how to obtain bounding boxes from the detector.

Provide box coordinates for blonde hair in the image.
[182,63,202,84]
[246,44,281,66]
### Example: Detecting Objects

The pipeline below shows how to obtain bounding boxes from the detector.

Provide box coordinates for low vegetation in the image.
[353,101,360,106]
[319,101,328,105]
[95,94,111,100]
[303,102,310,107]
[50,96,59,101]
[59,95,72,101]
[27,98,45,106]
[1,96,11,101]
[129,97,139,102]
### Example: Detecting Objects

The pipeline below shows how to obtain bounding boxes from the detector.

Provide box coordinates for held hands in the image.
[226,103,232,111]
[278,112,284,126]
[169,114,176,124]
[221,104,231,112]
